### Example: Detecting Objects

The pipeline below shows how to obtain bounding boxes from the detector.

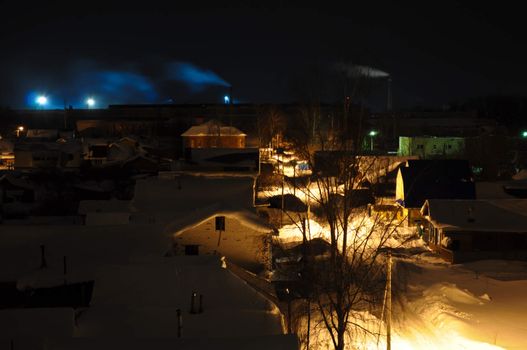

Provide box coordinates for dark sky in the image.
[0,0,525,109]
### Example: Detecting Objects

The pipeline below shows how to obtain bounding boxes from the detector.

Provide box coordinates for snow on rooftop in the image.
[0,223,168,282]
[181,120,246,137]
[46,334,298,350]
[169,208,273,237]
[423,199,527,232]
[78,200,133,215]
[0,308,74,338]
[132,175,255,223]
[77,256,284,338]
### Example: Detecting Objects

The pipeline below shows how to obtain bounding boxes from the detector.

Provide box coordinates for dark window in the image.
[185,245,199,255]
[215,216,225,231]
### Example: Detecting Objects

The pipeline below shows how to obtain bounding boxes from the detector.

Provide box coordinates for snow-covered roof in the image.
[168,207,273,237]
[421,199,527,233]
[73,180,114,192]
[82,256,284,337]
[181,120,246,137]
[133,175,256,224]
[0,173,36,190]
[0,308,74,337]
[26,129,58,139]
[78,200,132,215]
[14,141,81,153]
[45,335,298,350]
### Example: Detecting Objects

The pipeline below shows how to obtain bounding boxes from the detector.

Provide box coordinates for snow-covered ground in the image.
[390,256,527,349]
[290,226,527,349]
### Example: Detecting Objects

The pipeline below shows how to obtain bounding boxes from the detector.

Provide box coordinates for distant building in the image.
[181,120,246,149]
[14,141,82,171]
[0,138,14,170]
[367,111,498,151]
[395,159,476,225]
[398,136,465,159]
[421,199,527,263]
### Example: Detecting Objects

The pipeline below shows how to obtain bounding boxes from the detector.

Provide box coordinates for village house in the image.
[395,159,476,226]
[420,199,527,263]
[171,210,275,271]
[181,119,246,149]
[14,141,83,171]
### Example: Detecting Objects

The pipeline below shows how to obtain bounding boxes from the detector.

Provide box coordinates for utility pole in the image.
[386,251,392,350]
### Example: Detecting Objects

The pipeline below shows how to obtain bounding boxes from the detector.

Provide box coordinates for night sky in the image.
[0,1,525,109]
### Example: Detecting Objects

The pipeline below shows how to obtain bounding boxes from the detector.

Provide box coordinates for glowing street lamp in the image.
[36,95,48,107]
[521,130,527,138]
[86,98,95,108]
[16,125,24,137]
[369,130,378,151]
[224,95,230,104]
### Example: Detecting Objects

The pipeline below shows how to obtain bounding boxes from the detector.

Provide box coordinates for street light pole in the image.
[369,130,377,152]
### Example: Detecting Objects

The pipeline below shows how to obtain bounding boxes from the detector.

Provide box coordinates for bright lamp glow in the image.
[224,95,230,104]
[522,130,527,138]
[36,96,48,106]
[369,130,378,137]
[86,98,95,107]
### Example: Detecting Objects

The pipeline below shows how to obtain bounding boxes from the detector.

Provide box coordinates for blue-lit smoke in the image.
[166,62,231,92]
[95,70,158,103]
[12,59,231,108]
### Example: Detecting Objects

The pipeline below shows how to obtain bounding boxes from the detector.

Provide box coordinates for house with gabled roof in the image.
[181,119,246,149]
[395,159,476,225]
[169,208,275,272]
[420,199,527,263]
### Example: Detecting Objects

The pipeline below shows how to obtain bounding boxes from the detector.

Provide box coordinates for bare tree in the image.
[257,105,287,149]
[274,63,404,350]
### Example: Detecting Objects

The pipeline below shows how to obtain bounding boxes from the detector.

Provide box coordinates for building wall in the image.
[14,150,34,169]
[173,216,270,270]
[399,207,423,226]
[424,224,527,263]
[399,136,465,159]
[183,135,245,149]
[395,170,404,203]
